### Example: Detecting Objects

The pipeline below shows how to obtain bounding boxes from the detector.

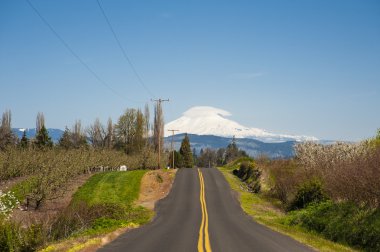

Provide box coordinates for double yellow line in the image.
[197,168,212,252]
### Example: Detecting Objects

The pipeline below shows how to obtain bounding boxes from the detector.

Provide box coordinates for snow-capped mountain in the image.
[164,106,317,143]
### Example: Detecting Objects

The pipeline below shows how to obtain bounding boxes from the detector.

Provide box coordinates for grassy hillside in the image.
[72,170,146,206]
[38,171,153,251]
[1,170,152,251]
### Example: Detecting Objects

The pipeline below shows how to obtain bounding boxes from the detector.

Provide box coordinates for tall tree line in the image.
[0,104,157,154]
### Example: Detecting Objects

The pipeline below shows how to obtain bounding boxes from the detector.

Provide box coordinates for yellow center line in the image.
[198,168,212,252]
[198,169,205,252]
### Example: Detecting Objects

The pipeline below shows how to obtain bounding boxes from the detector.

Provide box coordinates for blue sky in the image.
[0,0,379,141]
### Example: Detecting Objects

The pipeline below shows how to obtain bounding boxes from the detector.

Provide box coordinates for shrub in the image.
[295,141,380,208]
[50,201,128,240]
[288,179,327,211]
[233,161,262,193]
[267,160,299,205]
[286,201,380,251]
[50,201,150,240]
[0,220,45,252]
[0,191,19,218]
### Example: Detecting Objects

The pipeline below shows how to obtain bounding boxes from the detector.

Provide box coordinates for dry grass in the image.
[136,169,177,210]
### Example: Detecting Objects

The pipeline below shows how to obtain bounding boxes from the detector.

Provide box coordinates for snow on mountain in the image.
[164,106,318,143]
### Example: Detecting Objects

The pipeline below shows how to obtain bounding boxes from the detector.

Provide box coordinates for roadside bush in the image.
[267,160,300,205]
[295,141,380,208]
[50,201,126,239]
[0,220,45,252]
[0,200,150,251]
[50,201,150,240]
[286,201,380,251]
[233,161,262,193]
[287,179,327,211]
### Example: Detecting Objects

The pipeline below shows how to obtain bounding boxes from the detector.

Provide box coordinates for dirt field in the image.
[136,169,177,210]
[11,173,93,227]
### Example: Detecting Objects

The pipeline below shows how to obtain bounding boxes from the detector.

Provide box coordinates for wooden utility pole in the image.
[168,129,179,168]
[152,98,169,169]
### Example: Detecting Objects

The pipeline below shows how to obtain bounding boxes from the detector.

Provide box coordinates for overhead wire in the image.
[96,0,155,99]
[25,0,144,103]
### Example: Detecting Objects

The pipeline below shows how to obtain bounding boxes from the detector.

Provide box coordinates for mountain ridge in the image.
[12,128,64,143]
[164,133,296,158]
[165,106,317,143]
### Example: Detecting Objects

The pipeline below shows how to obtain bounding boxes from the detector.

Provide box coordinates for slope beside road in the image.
[99,168,313,252]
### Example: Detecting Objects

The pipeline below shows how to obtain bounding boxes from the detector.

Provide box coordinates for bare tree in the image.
[71,120,87,148]
[115,109,137,154]
[87,118,106,148]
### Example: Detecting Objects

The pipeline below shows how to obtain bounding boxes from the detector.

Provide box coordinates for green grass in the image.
[10,176,37,201]
[285,201,380,251]
[39,170,153,252]
[70,170,152,236]
[218,166,357,252]
[72,170,146,207]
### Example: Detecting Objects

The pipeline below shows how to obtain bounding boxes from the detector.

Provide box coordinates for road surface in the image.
[99,168,314,252]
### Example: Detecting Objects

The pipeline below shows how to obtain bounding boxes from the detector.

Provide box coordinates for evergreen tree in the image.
[58,127,72,149]
[35,125,53,148]
[179,133,193,168]
[168,150,183,168]
[20,130,29,149]
[192,147,198,166]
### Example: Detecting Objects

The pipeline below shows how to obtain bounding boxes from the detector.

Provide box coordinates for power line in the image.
[96,0,155,99]
[25,0,143,103]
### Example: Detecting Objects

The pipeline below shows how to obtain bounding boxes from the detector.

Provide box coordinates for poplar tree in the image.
[0,110,17,150]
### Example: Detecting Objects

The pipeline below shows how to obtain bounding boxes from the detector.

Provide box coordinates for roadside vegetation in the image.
[0,105,169,251]
[220,130,380,251]
[43,171,151,251]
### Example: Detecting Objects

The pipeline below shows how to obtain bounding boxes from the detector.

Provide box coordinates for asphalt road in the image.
[99,168,314,252]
